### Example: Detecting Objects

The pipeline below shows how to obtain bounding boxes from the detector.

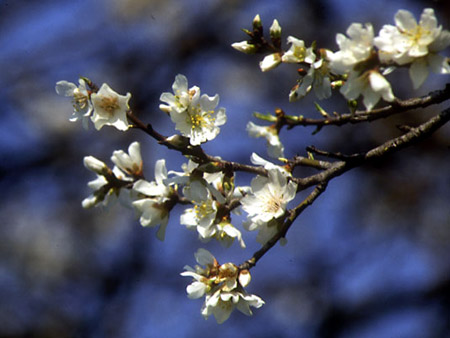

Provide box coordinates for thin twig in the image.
[282,83,450,129]
[241,106,450,271]
[126,111,268,177]
[295,106,450,189]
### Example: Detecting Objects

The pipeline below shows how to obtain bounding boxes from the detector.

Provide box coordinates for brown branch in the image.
[126,111,268,177]
[289,155,333,170]
[295,106,450,190]
[282,83,450,129]
[241,106,450,271]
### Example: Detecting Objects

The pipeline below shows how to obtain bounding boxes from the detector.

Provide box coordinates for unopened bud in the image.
[238,269,251,287]
[259,53,282,72]
[269,19,282,41]
[252,14,262,30]
[231,41,257,54]
[81,195,98,209]
[83,156,108,175]
[166,134,190,149]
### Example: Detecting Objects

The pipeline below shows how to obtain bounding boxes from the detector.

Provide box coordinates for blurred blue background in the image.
[1,0,450,337]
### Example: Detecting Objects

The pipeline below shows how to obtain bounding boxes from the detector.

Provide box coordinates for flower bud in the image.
[83,156,108,175]
[238,269,251,287]
[259,53,282,72]
[166,134,190,149]
[252,14,262,30]
[81,195,97,209]
[231,41,257,54]
[269,19,282,41]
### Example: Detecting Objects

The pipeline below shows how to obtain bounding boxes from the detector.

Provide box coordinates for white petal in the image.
[395,9,417,32]
[369,72,394,102]
[128,142,142,166]
[154,159,167,184]
[195,248,215,266]
[409,58,429,89]
[55,81,77,96]
[186,282,207,299]
[259,53,281,72]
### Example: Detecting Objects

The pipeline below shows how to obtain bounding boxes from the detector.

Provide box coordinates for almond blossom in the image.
[329,23,375,75]
[55,78,93,129]
[374,8,450,88]
[81,156,131,209]
[329,22,395,110]
[91,83,131,131]
[111,141,143,178]
[181,249,264,323]
[159,74,198,114]
[246,121,284,159]
[132,159,175,240]
[340,70,395,112]
[241,168,297,244]
[281,36,310,63]
[160,75,227,145]
[181,177,245,248]
[289,49,333,101]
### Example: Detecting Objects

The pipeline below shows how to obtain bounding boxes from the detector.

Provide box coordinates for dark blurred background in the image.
[1,0,450,337]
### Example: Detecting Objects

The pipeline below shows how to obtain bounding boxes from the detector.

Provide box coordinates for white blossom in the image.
[181,249,264,324]
[180,248,217,299]
[132,159,174,240]
[111,141,143,178]
[247,121,284,159]
[161,75,227,145]
[201,288,264,324]
[375,8,443,64]
[81,169,130,209]
[281,36,312,63]
[91,83,131,131]
[132,198,169,240]
[181,181,218,232]
[241,168,297,223]
[55,79,92,129]
[170,92,227,145]
[340,70,395,111]
[269,19,281,40]
[159,74,197,114]
[329,23,375,75]
[241,168,297,244]
[250,152,290,175]
[181,180,245,248]
[83,155,108,175]
[374,8,450,88]
[289,50,333,101]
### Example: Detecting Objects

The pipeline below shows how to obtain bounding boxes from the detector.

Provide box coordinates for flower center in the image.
[98,96,119,115]
[194,200,214,218]
[265,197,282,214]
[73,91,88,112]
[188,108,214,130]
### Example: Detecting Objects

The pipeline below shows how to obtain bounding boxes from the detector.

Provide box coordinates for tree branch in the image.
[241,106,450,271]
[281,83,450,129]
[126,111,268,177]
[295,106,450,189]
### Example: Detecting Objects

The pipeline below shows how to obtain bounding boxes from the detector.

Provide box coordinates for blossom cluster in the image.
[55,80,131,130]
[159,74,227,146]
[233,8,450,111]
[56,73,304,322]
[181,248,264,323]
[55,7,449,325]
